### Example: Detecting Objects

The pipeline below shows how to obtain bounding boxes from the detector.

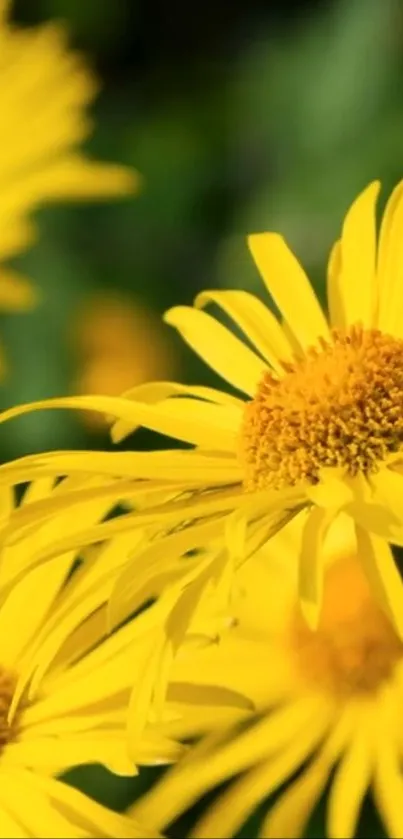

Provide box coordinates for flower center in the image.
[0,667,17,748]
[290,556,403,695]
[240,325,403,490]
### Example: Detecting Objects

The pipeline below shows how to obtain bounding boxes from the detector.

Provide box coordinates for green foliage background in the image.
[4,0,403,834]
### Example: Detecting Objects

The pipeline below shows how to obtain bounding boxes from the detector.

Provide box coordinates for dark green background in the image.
[4,0,403,834]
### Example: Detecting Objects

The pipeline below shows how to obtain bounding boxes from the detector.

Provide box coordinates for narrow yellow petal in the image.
[133,697,326,832]
[191,710,330,838]
[23,155,137,200]
[0,393,241,450]
[346,471,403,546]
[327,239,343,328]
[327,711,374,839]
[336,181,380,327]
[306,469,354,509]
[262,707,353,838]
[6,734,136,778]
[377,179,403,334]
[111,380,243,444]
[21,773,154,839]
[195,288,294,371]
[355,525,403,639]
[248,232,329,349]
[128,630,168,746]
[369,467,403,527]
[110,396,241,451]
[0,553,72,669]
[373,718,403,837]
[299,506,335,630]
[261,756,329,838]
[0,803,28,838]
[164,305,268,395]
[0,446,243,486]
[0,771,87,838]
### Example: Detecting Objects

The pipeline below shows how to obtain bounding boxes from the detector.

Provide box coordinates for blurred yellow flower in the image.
[131,514,403,839]
[0,0,136,371]
[0,477,180,837]
[71,293,177,430]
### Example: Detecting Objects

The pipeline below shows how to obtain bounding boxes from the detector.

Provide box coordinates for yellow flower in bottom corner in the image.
[131,513,403,838]
[0,479,179,838]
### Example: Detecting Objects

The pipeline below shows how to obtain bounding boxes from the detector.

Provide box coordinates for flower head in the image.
[0,477,179,837]
[3,181,403,726]
[130,514,403,838]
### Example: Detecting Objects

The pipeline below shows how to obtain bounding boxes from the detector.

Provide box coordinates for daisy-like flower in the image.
[130,513,403,839]
[2,180,403,718]
[0,0,136,369]
[0,476,181,837]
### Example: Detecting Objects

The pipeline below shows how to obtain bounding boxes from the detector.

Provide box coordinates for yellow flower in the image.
[130,514,403,838]
[71,293,177,431]
[0,477,180,837]
[3,180,403,715]
[0,0,136,366]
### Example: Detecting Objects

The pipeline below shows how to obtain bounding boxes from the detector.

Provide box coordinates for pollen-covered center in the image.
[240,325,403,490]
[290,556,403,695]
[0,666,17,749]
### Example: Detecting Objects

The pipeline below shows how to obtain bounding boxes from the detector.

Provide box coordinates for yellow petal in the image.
[306,469,354,509]
[327,239,343,328]
[191,709,330,838]
[0,445,243,486]
[369,466,403,526]
[355,525,403,638]
[128,629,168,746]
[164,305,268,395]
[327,713,374,839]
[109,521,223,631]
[347,471,403,546]
[377,179,403,334]
[0,803,28,838]
[0,553,72,670]
[0,771,87,839]
[248,232,329,349]
[21,773,154,839]
[6,734,136,778]
[132,696,326,832]
[261,757,330,839]
[373,711,403,837]
[110,396,241,451]
[261,706,353,839]
[336,181,380,328]
[195,288,293,371]
[299,506,335,630]
[111,380,243,444]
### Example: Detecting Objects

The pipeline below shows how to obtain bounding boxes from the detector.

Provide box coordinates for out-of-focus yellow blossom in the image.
[0,477,181,837]
[131,515,403,839]
[0,0,136,371]
[71,293,177,430]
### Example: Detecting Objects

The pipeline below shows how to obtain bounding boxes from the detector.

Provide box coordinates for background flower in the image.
[130,514,403,838]
[0,0,136,374]
[70,292,177,430]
